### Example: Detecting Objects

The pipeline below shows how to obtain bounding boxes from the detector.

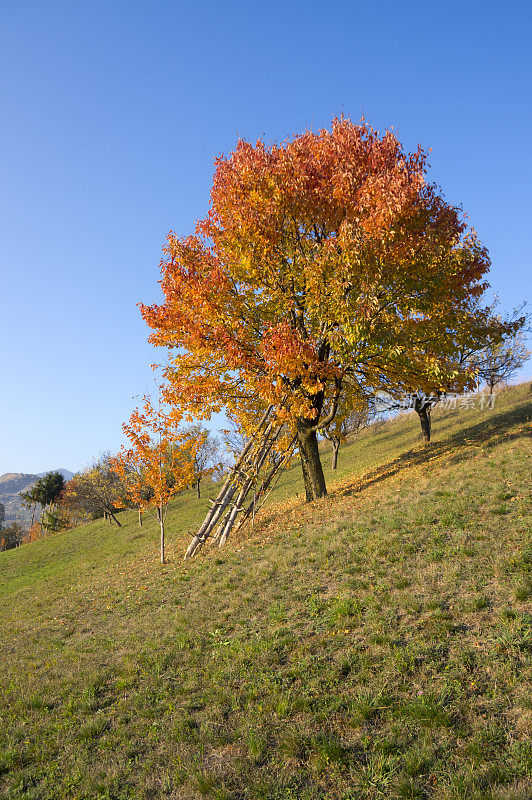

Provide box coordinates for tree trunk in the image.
[331,437,340,470]
[297,420,328,500]
[196,478,201,499]
[414,401,431,443]
[158,505,165,564]
[299,448,314,502]
[138,509,143,527]
[105,507,122,527]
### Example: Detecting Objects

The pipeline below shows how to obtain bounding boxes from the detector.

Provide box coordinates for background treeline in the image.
[0,426,225,550]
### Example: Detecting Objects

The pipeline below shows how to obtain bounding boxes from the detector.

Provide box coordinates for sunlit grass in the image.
[0,382,531,799]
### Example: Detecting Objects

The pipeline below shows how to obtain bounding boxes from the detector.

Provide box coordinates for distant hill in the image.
[0,469,74,527]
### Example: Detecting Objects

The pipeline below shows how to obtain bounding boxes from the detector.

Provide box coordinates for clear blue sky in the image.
[1,0,530,475]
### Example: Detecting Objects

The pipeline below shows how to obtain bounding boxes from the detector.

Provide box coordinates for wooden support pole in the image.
[184,405,275,559]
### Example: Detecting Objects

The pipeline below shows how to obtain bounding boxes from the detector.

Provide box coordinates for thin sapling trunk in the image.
[158,504,165,564]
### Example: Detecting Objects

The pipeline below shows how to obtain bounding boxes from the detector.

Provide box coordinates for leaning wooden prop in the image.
[185,406,296,559]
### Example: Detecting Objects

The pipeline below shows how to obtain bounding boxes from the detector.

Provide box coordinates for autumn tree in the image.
[41,506,70,535]
[386,306,531,442]
[26,521,43,543]
[373,388,440,443]
[62,456,124,526]
[57,481,93,528]
[363,299,527,443]
[142,118,517,501]
[1,522,25,551]
[112,397,199,563]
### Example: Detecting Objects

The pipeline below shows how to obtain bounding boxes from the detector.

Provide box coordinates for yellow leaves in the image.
[138,117,496,445]
[113,395,202,514]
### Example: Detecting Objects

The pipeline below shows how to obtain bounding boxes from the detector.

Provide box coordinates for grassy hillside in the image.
[0,384,531,800]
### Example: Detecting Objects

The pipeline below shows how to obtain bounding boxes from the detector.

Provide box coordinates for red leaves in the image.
[140,116,494,432]
[112,397,199,512]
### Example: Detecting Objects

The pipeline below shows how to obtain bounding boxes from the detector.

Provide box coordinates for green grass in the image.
[0,383,531,800]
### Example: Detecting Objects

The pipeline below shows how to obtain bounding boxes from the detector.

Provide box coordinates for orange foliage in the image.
[27,521,42,543]
[142,118,491,422]
[112,396,199,562]
[140,117,517,498]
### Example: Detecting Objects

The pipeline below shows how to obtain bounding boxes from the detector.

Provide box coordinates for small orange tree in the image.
[112,397,198,563]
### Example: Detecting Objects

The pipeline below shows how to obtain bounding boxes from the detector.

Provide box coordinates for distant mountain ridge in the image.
[0,469,74,527]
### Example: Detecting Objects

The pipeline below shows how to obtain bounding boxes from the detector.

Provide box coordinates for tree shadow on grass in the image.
[244,401,531,542]
[334,401,532,500]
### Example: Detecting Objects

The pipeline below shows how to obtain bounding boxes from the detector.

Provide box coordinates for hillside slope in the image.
[0,469,74,526]
[0,384,531,800]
